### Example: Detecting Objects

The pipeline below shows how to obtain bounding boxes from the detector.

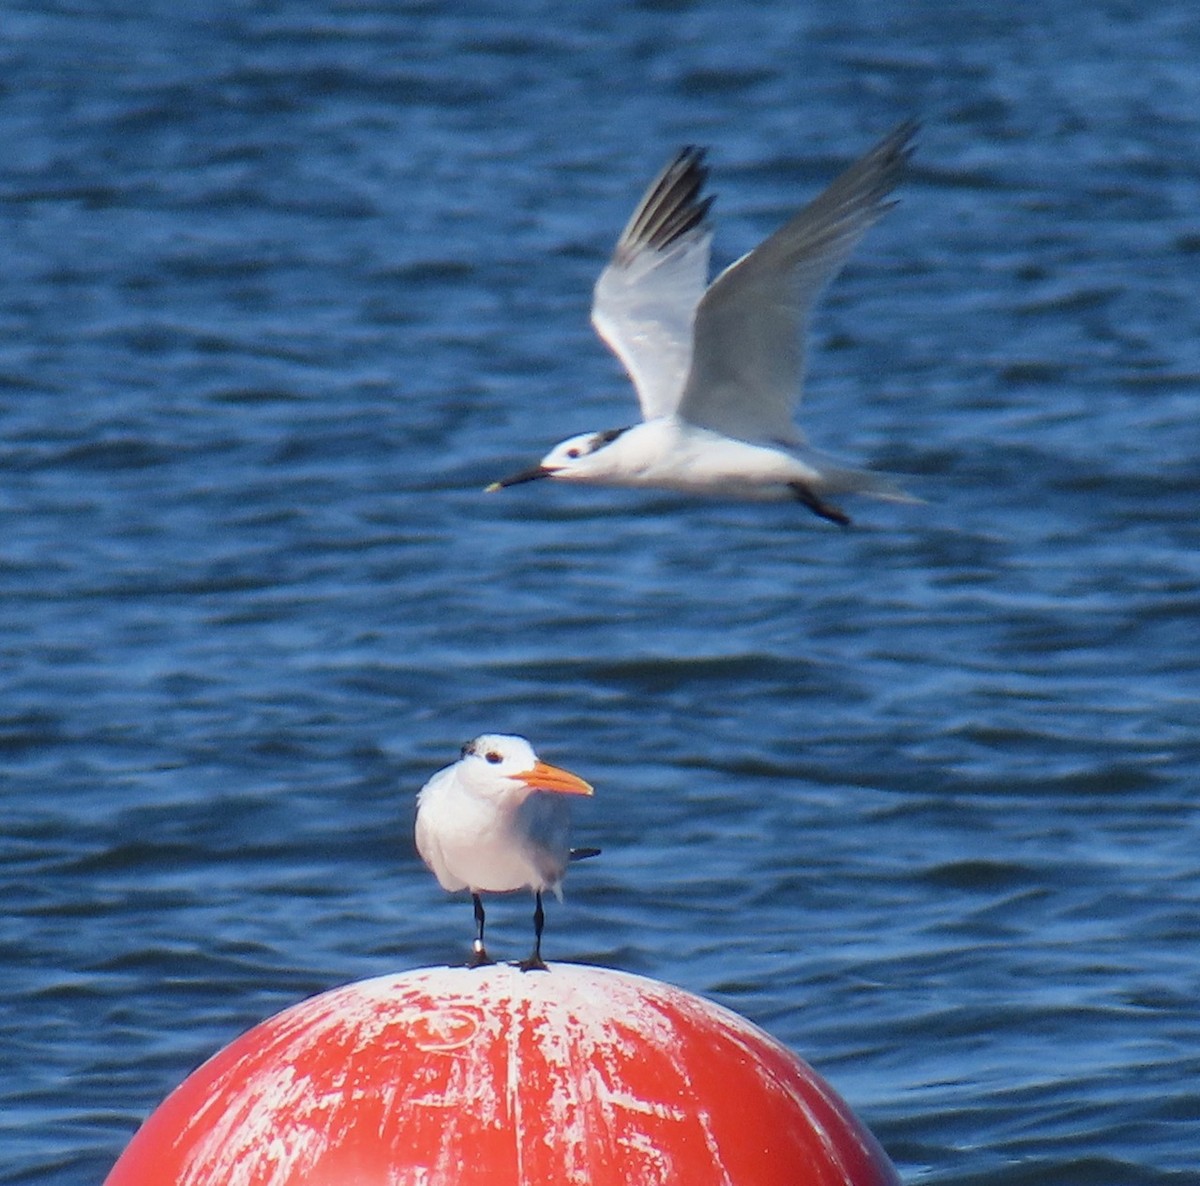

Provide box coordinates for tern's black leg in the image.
[467,893,493,968]
[789,482,851,527]
[518,891,549,972]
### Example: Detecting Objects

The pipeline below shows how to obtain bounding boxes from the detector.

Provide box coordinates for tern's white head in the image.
[452,734,594,802]
[487,426,635,489]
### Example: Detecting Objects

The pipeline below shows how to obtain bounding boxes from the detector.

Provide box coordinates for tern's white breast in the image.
[416,771,570,895]
[585,419,820,497]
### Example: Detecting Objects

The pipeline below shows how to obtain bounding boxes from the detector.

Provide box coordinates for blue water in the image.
[3,2,1199,1182]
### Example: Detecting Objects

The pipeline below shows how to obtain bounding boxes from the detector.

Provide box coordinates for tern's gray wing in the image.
[515,792,573,898]
[591,147,714,421]
[676,121,917,444]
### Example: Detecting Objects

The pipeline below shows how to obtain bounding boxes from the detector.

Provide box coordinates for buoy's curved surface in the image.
[106,963,898,1186]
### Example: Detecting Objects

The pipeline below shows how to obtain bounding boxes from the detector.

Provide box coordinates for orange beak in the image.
[516,759,594,797]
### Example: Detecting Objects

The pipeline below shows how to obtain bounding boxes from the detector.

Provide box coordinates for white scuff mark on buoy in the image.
[592,1086,687,1122]
[505,990,527,1186]
[614,1127,674,1183]
[691,1100,737,1186]
[176,1062,337,1186]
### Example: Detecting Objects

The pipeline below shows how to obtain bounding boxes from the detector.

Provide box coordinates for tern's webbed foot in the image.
[789,483,851,527]
[467,943,494,969]
[517,955,549,973]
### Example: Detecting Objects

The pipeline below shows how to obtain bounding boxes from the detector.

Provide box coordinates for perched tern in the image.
[415,734,597,971]
[488,122,918,525]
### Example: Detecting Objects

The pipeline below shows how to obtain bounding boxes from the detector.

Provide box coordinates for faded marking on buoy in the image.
[409,1007,479,1051]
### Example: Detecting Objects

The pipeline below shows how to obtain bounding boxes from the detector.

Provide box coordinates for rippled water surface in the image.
[3,3,1199,1182]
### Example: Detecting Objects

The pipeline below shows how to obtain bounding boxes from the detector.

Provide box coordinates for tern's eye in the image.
[485,750,502,765]
[566,447,581,459]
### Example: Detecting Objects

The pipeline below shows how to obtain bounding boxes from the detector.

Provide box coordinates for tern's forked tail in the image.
[805,455,921,504]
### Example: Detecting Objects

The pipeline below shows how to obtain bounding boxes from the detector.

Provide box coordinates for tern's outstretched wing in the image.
[676,122,917,444]
[591,148,714,421]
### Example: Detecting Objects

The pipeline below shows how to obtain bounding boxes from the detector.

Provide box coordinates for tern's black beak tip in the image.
[486,465,554,491]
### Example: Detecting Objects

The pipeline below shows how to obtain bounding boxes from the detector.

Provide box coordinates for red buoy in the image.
[105,964,898,1186]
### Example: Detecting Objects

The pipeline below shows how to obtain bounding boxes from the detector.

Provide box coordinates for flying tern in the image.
[415,734,597,971]
[488,121,918,525]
